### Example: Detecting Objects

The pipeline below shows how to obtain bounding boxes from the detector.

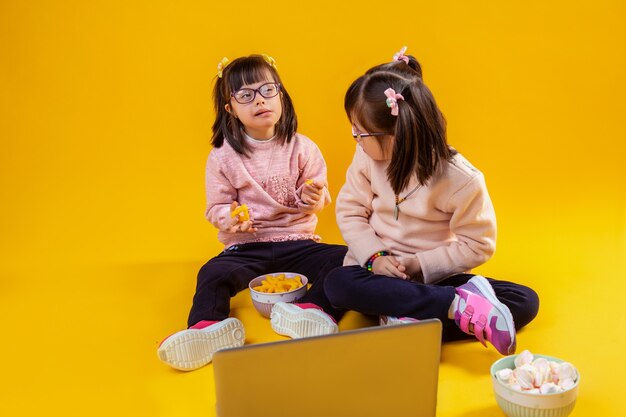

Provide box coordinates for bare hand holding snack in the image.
[229,201,257,233]
[301,179,323,206]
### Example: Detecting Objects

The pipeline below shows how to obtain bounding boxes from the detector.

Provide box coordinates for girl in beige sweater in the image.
[270,48,538,355]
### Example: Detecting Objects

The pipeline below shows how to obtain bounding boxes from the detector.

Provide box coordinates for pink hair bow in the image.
[384,88,404,116]
[393,46,409,64]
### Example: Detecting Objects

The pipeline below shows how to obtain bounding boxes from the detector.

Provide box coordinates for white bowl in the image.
[491,354,580,417]
[248,272,308,318]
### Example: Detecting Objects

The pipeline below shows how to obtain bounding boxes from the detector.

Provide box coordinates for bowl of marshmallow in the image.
[491,350,580,417]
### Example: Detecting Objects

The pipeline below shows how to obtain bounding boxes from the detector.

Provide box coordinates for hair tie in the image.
[392,46,409,64]
[262,54,278,70]
[217,57,229,78]
[384,88,404,116]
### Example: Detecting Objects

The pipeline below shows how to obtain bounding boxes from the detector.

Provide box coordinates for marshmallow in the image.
[514,350,534,368]
[532,358,552,386]
[497,350,578,394]
[557,362,577,382]
[540,382,561,394]
[496,368,514,384]
[560,378,576,390]
[515,365,536,390]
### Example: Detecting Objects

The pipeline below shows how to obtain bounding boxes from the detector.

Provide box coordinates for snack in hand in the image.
[230,204,250,221]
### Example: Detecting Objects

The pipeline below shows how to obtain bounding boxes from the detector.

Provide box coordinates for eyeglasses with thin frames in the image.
[231,82,281,104]
[351,126,388,143]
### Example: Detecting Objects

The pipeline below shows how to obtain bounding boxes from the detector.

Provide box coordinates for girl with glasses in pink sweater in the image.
[270,47,538,356]
[157,55,346,371]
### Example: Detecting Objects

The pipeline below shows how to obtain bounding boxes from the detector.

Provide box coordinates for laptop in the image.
[212,319,442,417]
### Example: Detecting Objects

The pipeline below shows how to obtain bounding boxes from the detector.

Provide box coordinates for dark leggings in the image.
[187,240,347,327]
[300,265,539,341]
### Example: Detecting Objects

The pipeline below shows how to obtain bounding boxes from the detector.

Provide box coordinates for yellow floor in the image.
[1,218,624,416]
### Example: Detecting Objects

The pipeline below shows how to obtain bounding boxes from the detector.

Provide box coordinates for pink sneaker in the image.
[379,316,420,326]
[454,276,516,355]
[270,302,338,339]
[157,318,245,371]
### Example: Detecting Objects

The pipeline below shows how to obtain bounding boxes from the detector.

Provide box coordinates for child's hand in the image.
[397,256,423,282]
[301,179,324,206]
[228,201,257,233]
[371,255,408,279]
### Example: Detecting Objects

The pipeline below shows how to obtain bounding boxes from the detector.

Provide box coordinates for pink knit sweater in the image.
[336,146,496,284]
[205,133,331,248]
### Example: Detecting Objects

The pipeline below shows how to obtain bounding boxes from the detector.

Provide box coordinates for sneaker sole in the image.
[157,318,245,371]
[380,316,395,326]
[270,303,337,339]
[380,316,419,326]
[469,276,516,351]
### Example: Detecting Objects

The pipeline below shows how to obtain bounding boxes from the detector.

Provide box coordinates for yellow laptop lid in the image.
[213,319,442,417]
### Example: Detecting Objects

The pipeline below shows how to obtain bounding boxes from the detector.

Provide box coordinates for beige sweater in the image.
[335,145,496,284]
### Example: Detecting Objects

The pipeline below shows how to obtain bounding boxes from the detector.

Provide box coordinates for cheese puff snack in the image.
[230,204,250,221]
[253,274,304,293]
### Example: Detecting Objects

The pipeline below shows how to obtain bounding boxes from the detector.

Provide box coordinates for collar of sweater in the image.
[243,131,277,145]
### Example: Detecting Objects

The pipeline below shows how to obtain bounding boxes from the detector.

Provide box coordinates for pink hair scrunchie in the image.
[393,46,409,64]
[384,88,404,116]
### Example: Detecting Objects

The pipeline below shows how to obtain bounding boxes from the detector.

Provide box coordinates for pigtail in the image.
[211,69,248,155]
[389,52,448,182]
[387,91,421,193]
[211,76,228,148]
[400,80,449,186]
[385,77,450,192]
[274,89,298,145]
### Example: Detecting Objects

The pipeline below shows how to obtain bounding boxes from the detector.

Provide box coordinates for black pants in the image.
[300,265,540,342]
[187,240,348,327]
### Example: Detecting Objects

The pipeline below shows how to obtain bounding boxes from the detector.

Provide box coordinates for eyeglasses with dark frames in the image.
[231,82,281,104]
[351,126,388,142]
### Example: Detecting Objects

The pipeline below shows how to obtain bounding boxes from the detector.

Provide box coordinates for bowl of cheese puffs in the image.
[248,272,308,318]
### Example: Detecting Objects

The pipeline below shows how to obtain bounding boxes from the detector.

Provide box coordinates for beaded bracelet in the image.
[366,251,390,271]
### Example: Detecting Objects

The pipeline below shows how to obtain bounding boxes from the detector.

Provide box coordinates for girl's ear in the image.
[225,103,237,118]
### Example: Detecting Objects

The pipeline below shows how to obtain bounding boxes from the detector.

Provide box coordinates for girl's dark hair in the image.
[212,55,297,155]
[344,56,454,194]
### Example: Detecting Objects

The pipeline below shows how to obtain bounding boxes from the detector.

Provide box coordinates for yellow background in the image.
[1,1,625,416]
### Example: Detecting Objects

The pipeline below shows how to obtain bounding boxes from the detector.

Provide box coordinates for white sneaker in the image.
[270,302,338,339]
[379,316,420,326]
[157,317,245,371]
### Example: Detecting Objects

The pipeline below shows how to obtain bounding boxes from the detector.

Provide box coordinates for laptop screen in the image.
[213,319,442,417]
